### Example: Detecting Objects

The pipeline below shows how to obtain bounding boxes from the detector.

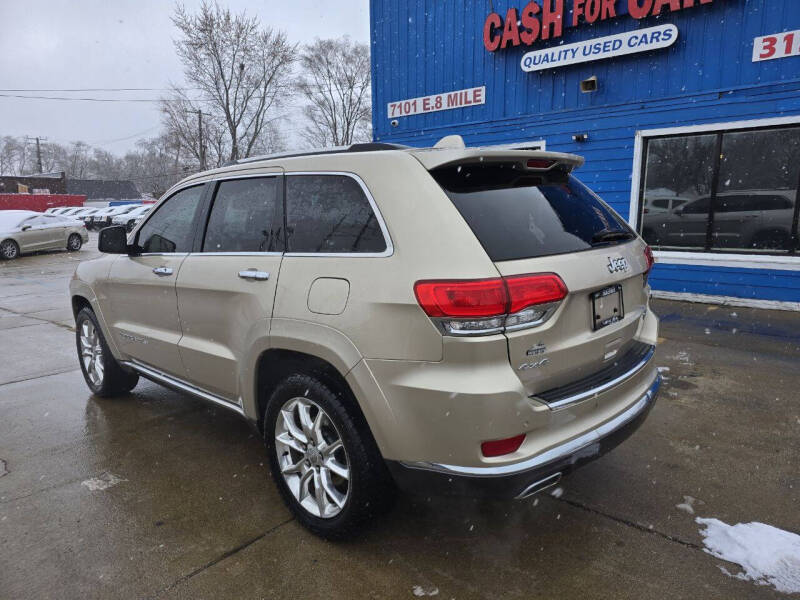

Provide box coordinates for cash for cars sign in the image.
[521,24,678,72]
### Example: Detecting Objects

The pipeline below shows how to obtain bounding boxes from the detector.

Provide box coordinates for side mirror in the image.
[98,226,130,254]
[21,225,31,231]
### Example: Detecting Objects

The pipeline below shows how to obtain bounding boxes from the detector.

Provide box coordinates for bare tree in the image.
[296,37,372,148]
[163,1,296,163]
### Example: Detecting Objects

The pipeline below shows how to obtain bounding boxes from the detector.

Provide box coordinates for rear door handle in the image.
[238,269,270,281]
[152,266,173,276]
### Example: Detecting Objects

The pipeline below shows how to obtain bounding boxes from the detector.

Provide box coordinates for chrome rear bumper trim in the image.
[536,343,656,409]
[401,372,660,478]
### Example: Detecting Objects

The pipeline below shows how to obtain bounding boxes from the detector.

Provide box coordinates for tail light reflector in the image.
[481,434,526,457]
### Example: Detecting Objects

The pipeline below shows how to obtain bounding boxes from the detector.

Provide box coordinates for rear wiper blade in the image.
[591,229,635,244]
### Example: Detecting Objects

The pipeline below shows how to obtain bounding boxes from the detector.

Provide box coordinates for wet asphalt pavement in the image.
[1,238,798,599]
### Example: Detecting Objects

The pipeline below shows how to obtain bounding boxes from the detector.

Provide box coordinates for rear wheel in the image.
[75,307,139,397]
[264,373,394,539]
[1,239,19,260]
[67,233,83,252]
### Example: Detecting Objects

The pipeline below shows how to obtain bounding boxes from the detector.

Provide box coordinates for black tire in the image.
[1,239,19,260]
[75,307,139,397]
[67,233,83,252]
[263,373,395,539]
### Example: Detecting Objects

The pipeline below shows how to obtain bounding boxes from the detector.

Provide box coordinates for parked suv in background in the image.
[70,138,660,538]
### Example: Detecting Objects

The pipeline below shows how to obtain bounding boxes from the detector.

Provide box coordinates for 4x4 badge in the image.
[607,256,629,273]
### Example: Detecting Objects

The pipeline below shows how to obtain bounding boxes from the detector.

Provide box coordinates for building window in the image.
[638,125,800,256]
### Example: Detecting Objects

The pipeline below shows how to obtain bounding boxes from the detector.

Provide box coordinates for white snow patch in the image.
[81,471,126,491]
[550,486,564,498]
[697,517,800,594]
[412,585,439,597]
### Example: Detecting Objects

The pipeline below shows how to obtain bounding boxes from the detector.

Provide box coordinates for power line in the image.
[0,87,203,92]
[0,93,212,103]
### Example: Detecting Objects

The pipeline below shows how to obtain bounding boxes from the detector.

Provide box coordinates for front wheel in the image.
[264,373,394,539]
[67,233,83,252]
[75,307,139,397]
[1,239,19,260]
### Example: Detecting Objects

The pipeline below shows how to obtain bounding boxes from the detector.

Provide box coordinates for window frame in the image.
[630,116,800,270]
[282,171,394,258]
[132,183,208,256]
[196,173,285,256]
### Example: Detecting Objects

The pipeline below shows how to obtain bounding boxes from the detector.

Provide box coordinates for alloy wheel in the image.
[274,396,350,519]
[68,235,82,251]
[1,241,18,259]
[79,319,104,387]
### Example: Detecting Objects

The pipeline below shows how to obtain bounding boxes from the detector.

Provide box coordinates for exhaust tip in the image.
[515,472,562,500]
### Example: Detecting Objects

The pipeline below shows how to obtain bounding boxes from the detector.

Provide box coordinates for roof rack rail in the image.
[231,142,410,166]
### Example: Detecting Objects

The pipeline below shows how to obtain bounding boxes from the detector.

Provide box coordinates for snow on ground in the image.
[696,517,800,594]
[81,471,126,491]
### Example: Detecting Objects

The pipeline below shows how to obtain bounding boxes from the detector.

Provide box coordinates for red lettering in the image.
[501,8,521,48]
[652,0,680,14]
[423,98,431,111]
[473,88,483,104]
[483,12,502,52]
[542,0,564,40]
[447,93,458,108]
[521,1,541,45]
[628,0,653,18]
[463,91,473,105]
[601,0,617,19]
[585,0,601,22]
[572,0,585,26]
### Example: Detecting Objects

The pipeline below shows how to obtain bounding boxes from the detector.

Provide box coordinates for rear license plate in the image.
[591,285,624,330]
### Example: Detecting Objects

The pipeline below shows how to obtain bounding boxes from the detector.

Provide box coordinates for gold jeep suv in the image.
[70,138,660,538]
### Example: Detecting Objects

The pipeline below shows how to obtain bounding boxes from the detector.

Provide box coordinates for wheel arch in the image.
[253,348,395,459]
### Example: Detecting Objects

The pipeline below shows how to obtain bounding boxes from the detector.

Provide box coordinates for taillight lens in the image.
[413,278,507,318]
[481,434,526,457]
[644,245,655,274]
[505,274,568,313]
[414,273,567,335]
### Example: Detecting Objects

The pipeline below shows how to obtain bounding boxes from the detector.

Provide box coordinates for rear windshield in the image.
[432,162,634,262]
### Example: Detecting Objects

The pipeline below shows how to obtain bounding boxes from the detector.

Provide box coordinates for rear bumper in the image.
[387,372,661,500]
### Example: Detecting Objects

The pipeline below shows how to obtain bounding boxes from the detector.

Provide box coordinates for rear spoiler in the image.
[408,147,584,172]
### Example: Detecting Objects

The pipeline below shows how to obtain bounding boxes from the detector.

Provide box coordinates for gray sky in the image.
[0,0,370,154]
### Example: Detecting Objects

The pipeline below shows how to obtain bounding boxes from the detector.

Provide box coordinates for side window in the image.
[137,185,204,253]
[285,174,387,254]
[202,177,280,252]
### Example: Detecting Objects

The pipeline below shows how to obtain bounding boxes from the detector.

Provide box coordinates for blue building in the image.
[369,0,800,308]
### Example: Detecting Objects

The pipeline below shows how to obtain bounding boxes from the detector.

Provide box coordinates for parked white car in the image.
[111,205,152,232]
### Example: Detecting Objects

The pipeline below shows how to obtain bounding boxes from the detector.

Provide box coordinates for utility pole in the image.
[196,110,207,170]
[26,136,47,173]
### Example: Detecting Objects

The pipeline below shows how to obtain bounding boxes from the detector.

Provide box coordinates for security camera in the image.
[390,119,399,127]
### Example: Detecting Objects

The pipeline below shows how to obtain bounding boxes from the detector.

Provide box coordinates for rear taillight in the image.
[643,245,655,286]
[481,434,526,457]
[414,273,567,335]
[644,245,654,273]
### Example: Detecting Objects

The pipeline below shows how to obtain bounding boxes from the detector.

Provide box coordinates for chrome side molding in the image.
[122,360,244,416]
